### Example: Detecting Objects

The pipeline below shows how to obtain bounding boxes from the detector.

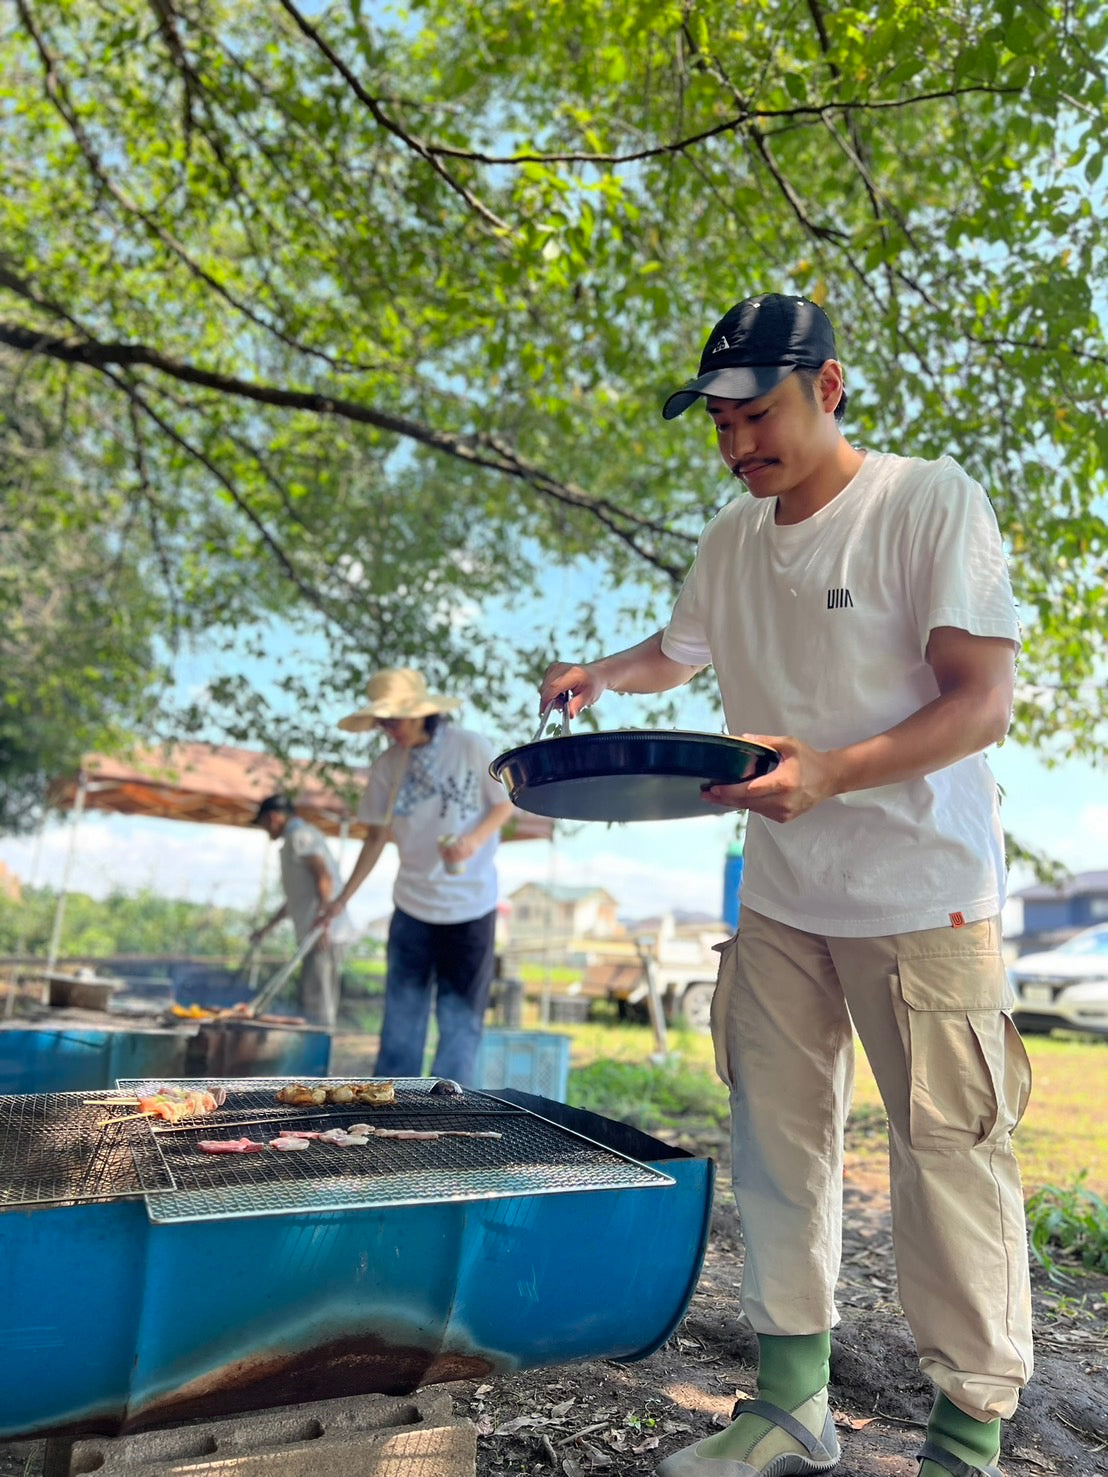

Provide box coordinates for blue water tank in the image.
[722,843,744,932]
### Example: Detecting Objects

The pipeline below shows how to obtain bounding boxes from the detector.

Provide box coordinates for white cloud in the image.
[496,816,737,920]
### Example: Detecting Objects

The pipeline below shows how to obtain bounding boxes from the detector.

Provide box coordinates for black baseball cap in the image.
[662,293,838,420]
[252,792,294,825]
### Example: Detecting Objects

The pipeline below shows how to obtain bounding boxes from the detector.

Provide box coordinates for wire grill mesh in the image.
[0,1079,672,1224]
[118,1076,509,1121]
[0,1091,175,1207]
[120,1077,674,1224]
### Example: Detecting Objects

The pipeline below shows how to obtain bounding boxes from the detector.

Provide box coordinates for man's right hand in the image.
[314,901,340,936]
[539,661,609,721]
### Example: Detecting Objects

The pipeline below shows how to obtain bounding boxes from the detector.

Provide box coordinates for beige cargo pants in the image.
[711,908,1034,1422]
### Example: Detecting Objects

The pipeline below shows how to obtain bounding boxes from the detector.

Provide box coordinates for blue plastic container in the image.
[722,843,745,932]
[476,1029,572,1101]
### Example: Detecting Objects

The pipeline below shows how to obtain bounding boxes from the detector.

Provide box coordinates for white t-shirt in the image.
[357,724,504,925]
[661,451,1021,937]
[280,817,354,945]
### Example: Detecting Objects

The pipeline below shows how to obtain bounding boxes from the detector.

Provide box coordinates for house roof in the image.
[1014,869,1108,902]
[510,881,617,905]
[47,744,554,844]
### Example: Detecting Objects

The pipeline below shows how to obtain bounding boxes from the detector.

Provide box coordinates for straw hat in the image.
[337,667,462,732]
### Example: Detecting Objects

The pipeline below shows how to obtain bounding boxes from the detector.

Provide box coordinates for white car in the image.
[1008,923,1108,1037]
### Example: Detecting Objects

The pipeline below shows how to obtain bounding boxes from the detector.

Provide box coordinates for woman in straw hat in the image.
[317,667,514,1084]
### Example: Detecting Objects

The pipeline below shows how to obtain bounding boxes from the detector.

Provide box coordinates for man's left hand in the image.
[700,734,841,823]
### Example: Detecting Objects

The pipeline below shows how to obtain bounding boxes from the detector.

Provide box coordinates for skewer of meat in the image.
[97,1086,227,1127]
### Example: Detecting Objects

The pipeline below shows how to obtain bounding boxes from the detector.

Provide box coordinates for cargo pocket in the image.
[896,953,1032,1153]
[710,933,740,1088]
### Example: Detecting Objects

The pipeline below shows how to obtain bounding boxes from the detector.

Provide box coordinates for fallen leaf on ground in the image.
[580,1441,613,1468]
[494,1414,550,1435]
[837,1412,877,1430]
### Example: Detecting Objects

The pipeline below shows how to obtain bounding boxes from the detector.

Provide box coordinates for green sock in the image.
[757,1332,832,1410]
[925,1393,1001,1469]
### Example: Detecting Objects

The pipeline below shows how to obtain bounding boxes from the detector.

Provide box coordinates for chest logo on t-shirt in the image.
[826,587,854,609]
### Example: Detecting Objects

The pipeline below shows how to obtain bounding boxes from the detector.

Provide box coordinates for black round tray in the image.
[490,729,779,822]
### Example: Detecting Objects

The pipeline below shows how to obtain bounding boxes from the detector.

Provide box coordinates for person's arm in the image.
[303,852,333,908]
[316,826,389,926]
[540,630,705,720]
[249,900,289,945]
[703,627,1017,823]
[440,799,516,868]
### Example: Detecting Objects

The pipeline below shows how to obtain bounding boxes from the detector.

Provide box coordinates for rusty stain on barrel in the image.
[120,1333,496,1432]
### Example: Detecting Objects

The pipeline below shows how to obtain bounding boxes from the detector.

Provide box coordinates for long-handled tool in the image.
[229,937,263,989]
[247,925,325,1018]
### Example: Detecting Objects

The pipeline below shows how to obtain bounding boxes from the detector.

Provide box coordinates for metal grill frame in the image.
[117,1077,675,1225]
[0,1091,176,1208]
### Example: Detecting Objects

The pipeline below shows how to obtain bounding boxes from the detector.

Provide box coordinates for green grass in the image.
[517,963,586,990]
[569,1056,730,1143]
[546,1011,1108,1200]
[558,1018,1108,1279]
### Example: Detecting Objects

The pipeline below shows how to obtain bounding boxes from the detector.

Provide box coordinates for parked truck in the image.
[575,913,729,1033]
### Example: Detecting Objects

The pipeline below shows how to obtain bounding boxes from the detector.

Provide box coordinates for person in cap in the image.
[250,793,352,1028]
[540,294,1030,1477]
[317,668,514,1084]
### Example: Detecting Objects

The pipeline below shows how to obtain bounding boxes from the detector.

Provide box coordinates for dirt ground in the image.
[447,1147,1108,1477]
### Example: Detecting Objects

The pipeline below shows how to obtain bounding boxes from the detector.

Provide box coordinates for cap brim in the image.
[662,363,796,420]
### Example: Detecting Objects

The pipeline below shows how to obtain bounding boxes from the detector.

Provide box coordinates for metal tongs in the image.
[246,925,325,1018]
[530,693,573,744]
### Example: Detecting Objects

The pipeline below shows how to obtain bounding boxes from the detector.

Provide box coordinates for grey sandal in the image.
[916,1439,1003,1477]
[656,1399,840,1477]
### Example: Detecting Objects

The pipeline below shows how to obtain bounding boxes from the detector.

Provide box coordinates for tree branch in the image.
[103,365,365,638]
[275,0,514,236]
[13,0,381,378]
[418,87,1023,167]
[0,317,693,579]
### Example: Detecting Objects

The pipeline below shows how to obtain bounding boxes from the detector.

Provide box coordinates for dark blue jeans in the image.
[374,906,497,1084]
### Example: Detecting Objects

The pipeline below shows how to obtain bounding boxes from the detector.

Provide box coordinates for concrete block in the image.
[51,1388,475,1477]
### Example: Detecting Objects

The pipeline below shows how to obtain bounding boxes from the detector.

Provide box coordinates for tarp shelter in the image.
[47,743,554,842]
[42,743,553,964]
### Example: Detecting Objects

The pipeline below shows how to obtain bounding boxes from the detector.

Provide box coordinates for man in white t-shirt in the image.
[540,294,1030,1477]
[250,793,352,1028]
